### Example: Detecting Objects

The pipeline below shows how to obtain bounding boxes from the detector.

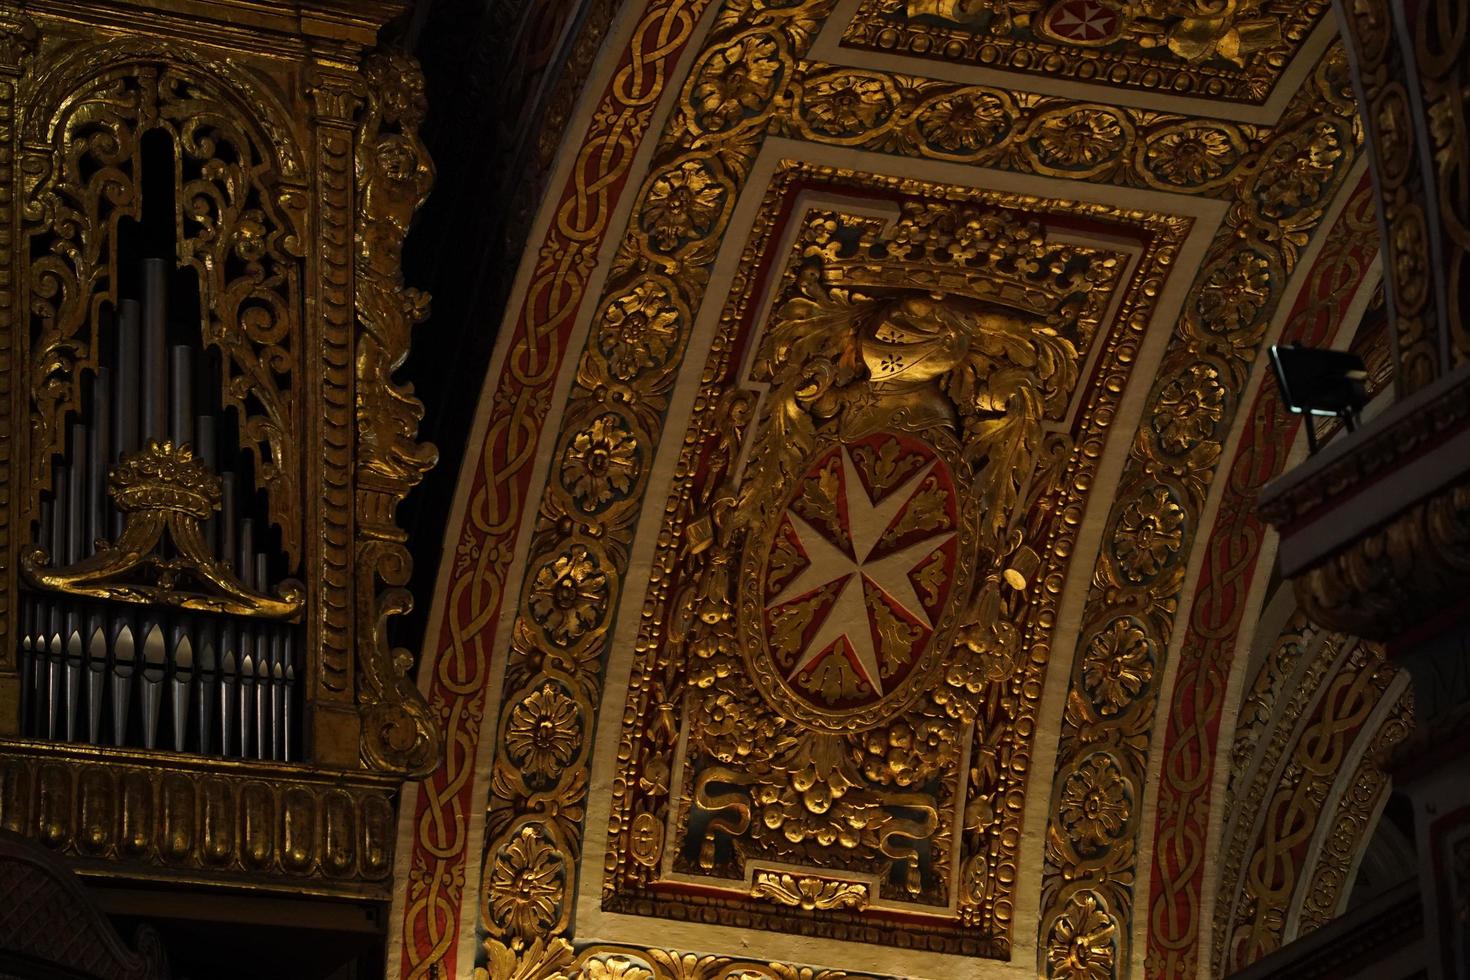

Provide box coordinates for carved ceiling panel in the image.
[599,162,1188,956]
[392,0,1382,976]
[842,0,1330,102]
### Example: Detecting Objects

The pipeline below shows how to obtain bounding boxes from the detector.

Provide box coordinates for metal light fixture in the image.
[1268,343,1369,453]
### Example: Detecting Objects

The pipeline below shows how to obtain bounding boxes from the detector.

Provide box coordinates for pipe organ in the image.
[23,256,306,760]
[0,0,438,901]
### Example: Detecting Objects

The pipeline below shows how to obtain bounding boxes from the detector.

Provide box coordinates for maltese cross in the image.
[1047,0,1120,41]
[768,446,953,696]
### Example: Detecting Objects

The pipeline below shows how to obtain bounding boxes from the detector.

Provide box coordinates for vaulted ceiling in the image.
[390,1,1393,977]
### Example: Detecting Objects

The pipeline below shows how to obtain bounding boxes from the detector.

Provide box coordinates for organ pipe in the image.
[140,258,168,445]
[169,345,193,448]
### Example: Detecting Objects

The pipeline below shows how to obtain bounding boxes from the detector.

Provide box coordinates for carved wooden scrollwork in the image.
[20,49,305,563]
[20,441,304,619]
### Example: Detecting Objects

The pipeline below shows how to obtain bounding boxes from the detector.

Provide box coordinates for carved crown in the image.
[812,202,1119,331]
[108,442,221,519]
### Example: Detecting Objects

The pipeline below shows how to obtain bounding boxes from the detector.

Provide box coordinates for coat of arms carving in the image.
[604,166,1186,956]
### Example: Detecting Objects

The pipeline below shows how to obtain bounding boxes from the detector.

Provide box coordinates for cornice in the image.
[1259,363,1470,534]
[1258,366,1470,641]
[18,0,406,59]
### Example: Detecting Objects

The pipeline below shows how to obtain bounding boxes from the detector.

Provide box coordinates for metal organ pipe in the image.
[113,300,141,540]
[196,409,217,556]
[89,368,111,549]
[170,631,192,752]
[115,302,141,453]
[27,505,47,737]
[18,595,31,736]
[220,644,237,757]
[140,621,166,750]
[257,552,279,760]
[86,622,106,745]
[141,258,169,445]
[111,624,134,747]
[62,423,88,740]
[283,634,295,761]
[170,345,193,449]
[47,456,66,741]
[196,620,217,755]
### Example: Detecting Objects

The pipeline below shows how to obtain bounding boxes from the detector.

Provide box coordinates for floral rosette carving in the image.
[1046,891,1118,980]
[1140,123,1247,190]
[684,30,786,133]
[915,90,1017,156]
[793,70,899,142]
[595,277,687,382]
[638,157,733,255]
[483,821,573,948]
[1027,107,1132,177]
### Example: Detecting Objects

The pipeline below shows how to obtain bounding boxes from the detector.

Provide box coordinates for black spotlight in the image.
[1268,343,1369,453]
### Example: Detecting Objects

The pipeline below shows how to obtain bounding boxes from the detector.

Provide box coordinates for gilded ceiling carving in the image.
[1039,45,1359,980]
[1208,606,1414,974]
[1292,687,1412,937]
[775,62,1263,192]
[479,940,889,980]
[602,165,1185,956]
[390,0,1385,974]
[842,0,1330,102]
[1141,167,1379,978]
[1217,628,1386,969]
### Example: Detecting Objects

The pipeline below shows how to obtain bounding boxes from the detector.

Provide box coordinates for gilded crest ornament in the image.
[602,162,1186,958]
[745,433,961,722]
[671,204,1088,878]
[20,441,303,619]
